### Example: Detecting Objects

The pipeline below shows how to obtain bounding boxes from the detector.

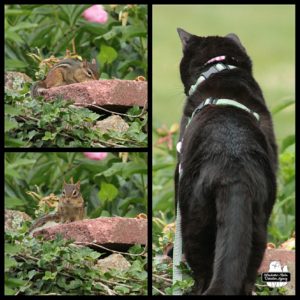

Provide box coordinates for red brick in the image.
[41,80,147,110]
[33,217,147,246]
[258,249,295,273]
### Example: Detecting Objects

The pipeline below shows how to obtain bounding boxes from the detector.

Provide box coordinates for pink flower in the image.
[83,152,108,160]
[82,5,108,24]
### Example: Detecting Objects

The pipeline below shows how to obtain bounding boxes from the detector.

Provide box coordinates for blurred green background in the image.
[153,4,295,143]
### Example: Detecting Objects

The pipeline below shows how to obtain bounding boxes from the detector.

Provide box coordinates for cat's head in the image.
[177,28,252,95]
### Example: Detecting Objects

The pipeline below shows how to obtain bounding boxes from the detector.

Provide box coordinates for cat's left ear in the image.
[226,33,246,53]
[177,28,192,50]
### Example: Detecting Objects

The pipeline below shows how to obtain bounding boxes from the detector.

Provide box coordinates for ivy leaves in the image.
[4,88,147,147]
[5,233,147,295]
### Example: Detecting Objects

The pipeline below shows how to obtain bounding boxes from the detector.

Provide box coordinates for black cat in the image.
[175,29,278,295]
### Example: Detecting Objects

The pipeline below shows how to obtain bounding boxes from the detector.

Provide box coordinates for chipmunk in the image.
[31,58,99,98]
[29,180,85,233]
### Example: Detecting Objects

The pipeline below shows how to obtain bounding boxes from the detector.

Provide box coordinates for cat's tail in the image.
[203,182,254,295]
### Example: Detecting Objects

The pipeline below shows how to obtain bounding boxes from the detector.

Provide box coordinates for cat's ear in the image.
[177,28,192,50]
[226,33,246,53]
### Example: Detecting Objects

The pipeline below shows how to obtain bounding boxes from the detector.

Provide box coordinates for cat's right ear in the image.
[177,28,192,50]
[226,33,247,53]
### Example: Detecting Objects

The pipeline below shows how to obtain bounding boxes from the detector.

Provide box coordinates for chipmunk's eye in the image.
[62,190,65,196]
[87,70,93,77]
[72,190,78,197]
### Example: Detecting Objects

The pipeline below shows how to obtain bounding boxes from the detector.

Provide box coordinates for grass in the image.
[153,4,295,143]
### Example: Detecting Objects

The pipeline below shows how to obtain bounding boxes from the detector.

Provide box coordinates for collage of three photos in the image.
[4,3,295,296]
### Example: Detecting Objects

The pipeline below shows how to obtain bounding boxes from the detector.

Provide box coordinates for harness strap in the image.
[190,97,260,123]
[172,200,183,295]
[189,63,236,96]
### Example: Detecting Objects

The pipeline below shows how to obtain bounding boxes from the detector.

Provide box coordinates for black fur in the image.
[175,29,278,295]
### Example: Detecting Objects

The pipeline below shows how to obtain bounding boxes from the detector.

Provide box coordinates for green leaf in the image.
[5,277,28,287]
[5,105,23,116]
[101,210,110,217]
[95,162,124,177]
[122,25,146,39]
[5,117,18,132]
[5,58,28,70]
[9,22,38,32]
[4,8,32,16]
[57,276,67,289]
[99,182,118,202]
[94,283,103,290]
[98,26,123,41]
[271,99,295,115]
[65,279,83,290]
[42,271,57,280]
[42,131,54,141]
[5,243,22,255]
[28,161,53,185]
[28,130,38,141]
[6,158,36,168]
[5,197,25,209]
[114,286,130,294]
[281,134,295,153]
[122,161,147,178]
[27,270,38,280]
[5,136,26,147]
[99,44,118,64]
[58,5,72,25]
[5,256,18,271]
[4,285,15,295]
[5,30,23,43]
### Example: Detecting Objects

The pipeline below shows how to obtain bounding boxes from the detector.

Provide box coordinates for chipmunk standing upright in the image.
[31,58,99,98]
[29,180,85,233]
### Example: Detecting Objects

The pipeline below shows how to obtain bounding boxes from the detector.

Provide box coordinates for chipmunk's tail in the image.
[29,212,60,233]
[30,81,46,98]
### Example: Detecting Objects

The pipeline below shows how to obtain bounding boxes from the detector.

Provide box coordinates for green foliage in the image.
[152,213,194,295]
[4,87,147,148]
[5,231,147,295]
[5,4,147,79]
[153,129,178,221]
[268,136,295,244]
[5,152,147,218]
[255,276,287,296]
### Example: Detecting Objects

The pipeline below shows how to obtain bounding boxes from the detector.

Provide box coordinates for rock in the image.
[258,249,295,273]
[5,209,32,231]
[284,261,295,295]
[94,115,129,133]
[40,80,147,112]
[258,249,295,295]
[96,253,131,272]
[5,72,32,91]
[33,217,147,251]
